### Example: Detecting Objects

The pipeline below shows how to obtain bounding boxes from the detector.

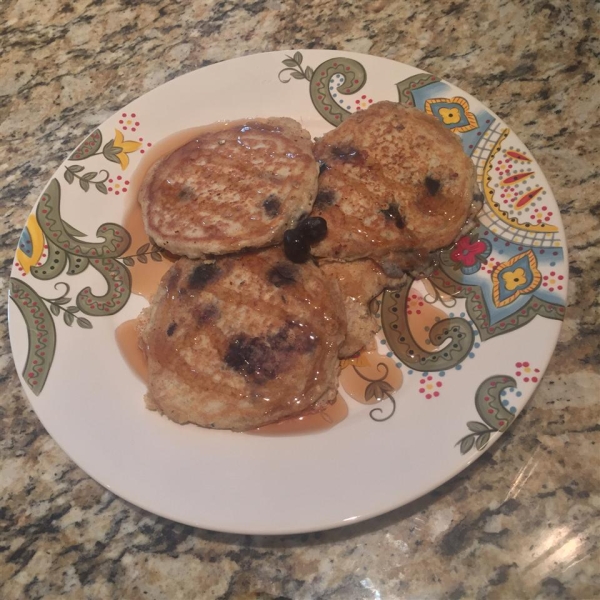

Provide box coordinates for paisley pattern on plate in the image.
[280,52,566,453]
[8,51,567,533]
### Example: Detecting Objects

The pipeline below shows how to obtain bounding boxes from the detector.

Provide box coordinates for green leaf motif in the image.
[96,182,108,194]
[64,311,74,326]
[467,421,489,433]
[49,303,60,317]
[70,165,85,173]
[150,252,163,262]
[476,432,491,451]
[78,318,93,329]
[81,172,97,181]
[304,66,314,81]
[66,306,80,314]
[293,51,302,64]
[460,436,475,454]
[53,297,71,305]
[122,257,135,267]
[79,179,90,192]
[282,59,297,68]
[64,169,74,184]
[290,71,305,80]
[137,254,148,264]
[102,140,121,164]
[137,243,150,254]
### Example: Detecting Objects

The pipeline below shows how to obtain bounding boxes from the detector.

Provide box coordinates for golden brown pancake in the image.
[320,259,405,357]
[311,101,480,272]
[139,118,318,258]
[139,248,346,431]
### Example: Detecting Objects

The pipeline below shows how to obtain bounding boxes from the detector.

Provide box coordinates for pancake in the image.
[311,101,481,273]
[139,118,319,258]
[320,259,406,357]
[139,248,346,431]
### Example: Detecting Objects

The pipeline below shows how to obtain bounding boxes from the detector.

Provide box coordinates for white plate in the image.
[8,50,567,534]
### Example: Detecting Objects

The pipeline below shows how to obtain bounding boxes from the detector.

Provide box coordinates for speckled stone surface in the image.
[1,1,599,598]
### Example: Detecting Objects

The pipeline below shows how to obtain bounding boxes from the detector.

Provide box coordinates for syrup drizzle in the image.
[115,319,148,383]
[115,124,351,435]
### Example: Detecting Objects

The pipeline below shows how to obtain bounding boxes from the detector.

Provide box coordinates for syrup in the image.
[121,202,175,301]
[339,350,403,405]
[121,124,246,301]
[246,394,349,436]
[116,123,351,434]
[116,310,348,435]
[115,319,148,383]
[113,120,473,433]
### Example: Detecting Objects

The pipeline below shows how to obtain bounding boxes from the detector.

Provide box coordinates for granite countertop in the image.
[1,0,599,598]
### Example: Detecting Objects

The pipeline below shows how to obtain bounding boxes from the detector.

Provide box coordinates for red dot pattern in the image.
[418,374,443,400]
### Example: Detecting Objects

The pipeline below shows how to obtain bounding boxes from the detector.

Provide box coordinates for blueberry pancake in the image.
[311,101,481,271]
[139,118,318,258]
[319,259,405,357]
[138,248,346,431]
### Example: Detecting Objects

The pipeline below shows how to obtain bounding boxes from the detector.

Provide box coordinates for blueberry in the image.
[380,202,405,229]
[297,217,328,243]
[425,176,441,196]
[283,229,311,263]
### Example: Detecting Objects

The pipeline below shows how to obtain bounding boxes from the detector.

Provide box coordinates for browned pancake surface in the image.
[139,118,318,258]
[320,259,405,357]
[139,248,346,430]
[311,101,478,266]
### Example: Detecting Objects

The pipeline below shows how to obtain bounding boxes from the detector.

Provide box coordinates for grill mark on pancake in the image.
[142,250,346,430]
[245,121,283,133]
[143,124,317,255]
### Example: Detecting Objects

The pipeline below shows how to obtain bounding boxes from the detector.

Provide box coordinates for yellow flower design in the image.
[340,352,371,370]
[424,97,478,133]
[438,107,462,125]
[502,267,527,291]
[112,129,142,170]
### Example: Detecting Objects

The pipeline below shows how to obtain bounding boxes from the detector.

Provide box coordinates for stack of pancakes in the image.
[137,102,481,431]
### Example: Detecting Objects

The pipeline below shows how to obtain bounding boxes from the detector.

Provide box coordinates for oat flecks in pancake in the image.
[320,259,405,358]
[139,248,346,431]
[311,101,478,267]
[139,118,319,258]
